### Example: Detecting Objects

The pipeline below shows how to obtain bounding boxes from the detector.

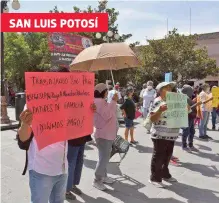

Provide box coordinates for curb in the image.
[1,122,20,131]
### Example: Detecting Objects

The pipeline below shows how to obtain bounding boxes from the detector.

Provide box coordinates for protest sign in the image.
[165,92,188,128]
[25,72,94,150]
[212,87,219,107]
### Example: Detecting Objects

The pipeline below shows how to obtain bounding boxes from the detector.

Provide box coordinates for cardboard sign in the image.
[25,72,94,150]
[212,87,219,107]
[165,72,172,82]
[166,92,188,128]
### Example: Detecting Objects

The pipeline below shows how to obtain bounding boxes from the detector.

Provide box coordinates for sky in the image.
[9,0,219,45]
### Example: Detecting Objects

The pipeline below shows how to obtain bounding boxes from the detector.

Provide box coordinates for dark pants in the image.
[66,144,85,192]
[212,108,218,128]
[150,139,174,182]
[182,117,195,148]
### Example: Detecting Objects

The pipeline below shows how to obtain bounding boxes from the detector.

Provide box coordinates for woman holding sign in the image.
[148,82,178,188]
[93,83,118,191]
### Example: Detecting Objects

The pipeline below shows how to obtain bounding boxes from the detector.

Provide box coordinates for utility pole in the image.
[1,0,10,124]
[189,8,191,35]
[167,18,169,35]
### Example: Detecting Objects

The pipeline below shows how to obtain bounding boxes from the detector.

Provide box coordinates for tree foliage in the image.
[4,32,51,90]
[135,29,218,86]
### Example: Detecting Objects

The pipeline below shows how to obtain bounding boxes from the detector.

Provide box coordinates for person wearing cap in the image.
[93,83,118,191]
[148,82,178,188]
[120,86,138,144]
[142,81,156,122]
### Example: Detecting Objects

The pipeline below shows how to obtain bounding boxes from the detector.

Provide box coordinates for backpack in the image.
[17,131,34,175]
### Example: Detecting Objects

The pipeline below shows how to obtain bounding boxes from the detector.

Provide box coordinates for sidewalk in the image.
[0,107,19,131]
[1,118,219,203]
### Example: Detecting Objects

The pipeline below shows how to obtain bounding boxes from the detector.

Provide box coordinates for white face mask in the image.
[147,86,153,90]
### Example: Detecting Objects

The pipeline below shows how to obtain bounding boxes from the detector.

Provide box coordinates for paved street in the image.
[1,119,219,203]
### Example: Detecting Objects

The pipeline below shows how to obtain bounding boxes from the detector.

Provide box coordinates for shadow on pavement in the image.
[168,182,219,203]
[106,175,185,203]
[188,150,219,162]
[133,144,153,154]
[196,144,212,152]
[67,194,114,203]
[179,162,219,178]
[84,159,123,176]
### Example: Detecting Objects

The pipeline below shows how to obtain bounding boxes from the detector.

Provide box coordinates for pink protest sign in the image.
[25,72,94,150]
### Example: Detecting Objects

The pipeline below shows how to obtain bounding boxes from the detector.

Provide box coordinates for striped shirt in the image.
[149,97,179,141]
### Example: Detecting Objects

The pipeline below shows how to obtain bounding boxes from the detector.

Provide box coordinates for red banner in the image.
[1,13,108,32]
[25,72,94,150]
[48,33,93,68]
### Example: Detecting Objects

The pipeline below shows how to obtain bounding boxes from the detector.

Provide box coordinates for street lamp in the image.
[11,0,20,10]
[1,0,21,124]
[95,31,120,43]
[95,31,120,86]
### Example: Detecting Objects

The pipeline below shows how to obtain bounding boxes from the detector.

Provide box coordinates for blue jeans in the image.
[211,108,218,128]
[182,117,195,148]
[198,111,210,137]
[29,170,67,203]
[66,144,85,192]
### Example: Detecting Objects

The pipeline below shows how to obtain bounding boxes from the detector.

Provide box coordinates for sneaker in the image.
[205,135,213,140]
[130,140,139,145]
[103,177,115,184]
[148,180,166,188]
[170,159,179,166]
[199,136,209,140]
[189,146,199,152]
[182,147,191,152]
[171,156,179,161]
[71,185,82,195]
[92,181,107,191]
[65,192,76,200]
[163,177,178,182]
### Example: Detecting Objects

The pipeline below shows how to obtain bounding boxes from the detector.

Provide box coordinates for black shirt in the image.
[120,97,136,120]
[68,135,92,146]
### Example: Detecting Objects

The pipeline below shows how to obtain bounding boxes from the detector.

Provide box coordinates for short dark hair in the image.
[126,87,134,96]
[94,89,108,98]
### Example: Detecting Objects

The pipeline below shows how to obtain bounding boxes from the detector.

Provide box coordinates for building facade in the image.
[193,32,219,86]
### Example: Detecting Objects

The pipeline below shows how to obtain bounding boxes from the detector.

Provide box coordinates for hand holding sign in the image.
[112,93,119,102]
[20,109,33,126]
[159,104,168,112]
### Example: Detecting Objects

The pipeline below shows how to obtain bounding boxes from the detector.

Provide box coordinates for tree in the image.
[4,32,51,90]
[135,29,218,86]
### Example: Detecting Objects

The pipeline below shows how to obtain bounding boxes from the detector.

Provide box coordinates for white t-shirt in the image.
[23,105,68,176]
[107,90,122,103]
[143,89,156,108]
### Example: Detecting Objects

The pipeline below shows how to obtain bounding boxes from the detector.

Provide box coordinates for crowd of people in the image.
[17,67,219,202]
